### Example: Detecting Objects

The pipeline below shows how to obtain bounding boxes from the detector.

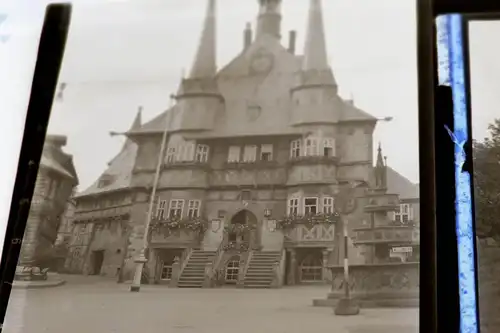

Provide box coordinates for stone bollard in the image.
[169,257,180,288]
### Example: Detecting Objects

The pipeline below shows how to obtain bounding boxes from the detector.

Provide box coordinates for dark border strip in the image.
[416,1,438,332]
[0,4,71,331]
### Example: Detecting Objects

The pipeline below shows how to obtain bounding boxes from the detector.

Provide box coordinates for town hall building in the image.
[65,0,420,289]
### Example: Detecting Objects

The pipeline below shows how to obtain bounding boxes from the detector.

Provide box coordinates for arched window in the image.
[225,258,240,283]
[299,254,323,282]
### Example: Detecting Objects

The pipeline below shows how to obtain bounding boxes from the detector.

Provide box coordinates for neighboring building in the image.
[19,135,79,266]
[67,0,420,287]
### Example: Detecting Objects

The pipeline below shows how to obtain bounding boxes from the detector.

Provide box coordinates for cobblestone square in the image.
[3,276,418,333]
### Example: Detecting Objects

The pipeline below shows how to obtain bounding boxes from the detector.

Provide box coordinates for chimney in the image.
[244,22,252,49]
[288,30,296,54]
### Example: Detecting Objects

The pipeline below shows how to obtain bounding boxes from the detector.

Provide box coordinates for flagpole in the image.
[130,95,174,292]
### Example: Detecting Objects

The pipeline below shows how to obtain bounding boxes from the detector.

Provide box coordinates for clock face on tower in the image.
[250,49,274,74]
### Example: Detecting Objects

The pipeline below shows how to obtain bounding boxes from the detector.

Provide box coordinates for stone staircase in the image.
[243,251,282,289]
[178,250,216,288]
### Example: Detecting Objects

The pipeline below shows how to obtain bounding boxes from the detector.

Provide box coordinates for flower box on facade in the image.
[150,217,208,246]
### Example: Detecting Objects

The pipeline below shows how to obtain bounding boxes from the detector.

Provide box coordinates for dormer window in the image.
[97,175,114,188]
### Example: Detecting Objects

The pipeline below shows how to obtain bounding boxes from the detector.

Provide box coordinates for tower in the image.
[374,143,388,190]
[256,0,282,39]
[171,0,224,132]
[290,0,341,126]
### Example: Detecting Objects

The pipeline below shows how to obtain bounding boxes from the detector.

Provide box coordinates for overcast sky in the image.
[1,1,498,217]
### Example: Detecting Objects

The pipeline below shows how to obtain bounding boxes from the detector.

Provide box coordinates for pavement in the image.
[2,275,418,333]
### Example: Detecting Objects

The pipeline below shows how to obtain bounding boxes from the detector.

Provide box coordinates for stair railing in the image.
[237,250,252,288]
[271,248,287,288]
[203,241,225,288]
[170,248,193,288]
[179,248,194,280]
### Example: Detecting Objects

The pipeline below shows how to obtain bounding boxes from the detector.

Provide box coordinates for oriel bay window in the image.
[304,197,318,215]
[228,146,241,163]
[260,144,273,161]
[288,198,300,215]
[290,137,336,158]
[305,137,320,156]
[187,200,201,218]
[164,142,210,164]
[156,199,167,219]
[243,145,257,162]
[290,139,301,158]
[195,144,209,163]
[168,199,184,218]
[322,197,334,214]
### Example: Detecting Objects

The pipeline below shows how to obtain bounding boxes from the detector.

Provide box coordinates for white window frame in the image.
[225,259,240,282]
[243,145,258,163]
[304,137,320,156]
[195,144,210,163]
[228,146,241,163]
[260,144,273,161]
[187,200,201,218]
[290,139,301,158]
[166,147,176,163]
[304,197,319,215]
[322,197,335,214]
[288,197,300,216]
[160,262,173,281]
[168,199,185,218]
[394,203,412,223]
[156,199,167,219]
[322,138,335,157]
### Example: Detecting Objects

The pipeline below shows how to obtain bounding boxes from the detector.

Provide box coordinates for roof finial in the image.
[189,0,217,78]
[376,142,384,167]
[302,0,329,71]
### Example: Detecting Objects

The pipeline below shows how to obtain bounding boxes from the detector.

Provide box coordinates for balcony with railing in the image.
[353,223,419,245]
[278,213,339,246]
[149,216,208,248]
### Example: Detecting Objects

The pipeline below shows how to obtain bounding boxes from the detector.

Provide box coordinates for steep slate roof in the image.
[126,0,376,138]
[75,111,142,198]
[41,135,79,184]
[386,167,419,200]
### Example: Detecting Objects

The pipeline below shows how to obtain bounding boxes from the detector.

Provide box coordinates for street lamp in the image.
[333,181,362,316]
[127,96,174,292]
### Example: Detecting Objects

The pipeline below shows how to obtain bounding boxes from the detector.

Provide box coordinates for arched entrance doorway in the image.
[226,209,260,250]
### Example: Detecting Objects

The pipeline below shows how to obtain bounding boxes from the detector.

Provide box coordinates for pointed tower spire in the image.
[130,106,142,131]
[376,142,384,167]
[122,107,143,150]
[189,0,217,78]
[302,0,329,71]
[375,142,388,189]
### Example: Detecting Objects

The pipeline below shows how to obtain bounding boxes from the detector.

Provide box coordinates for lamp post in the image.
[127,96,174,292]
[334,181,361,316]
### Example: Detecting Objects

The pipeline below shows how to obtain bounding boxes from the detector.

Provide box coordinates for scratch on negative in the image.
[444,125,466,172]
